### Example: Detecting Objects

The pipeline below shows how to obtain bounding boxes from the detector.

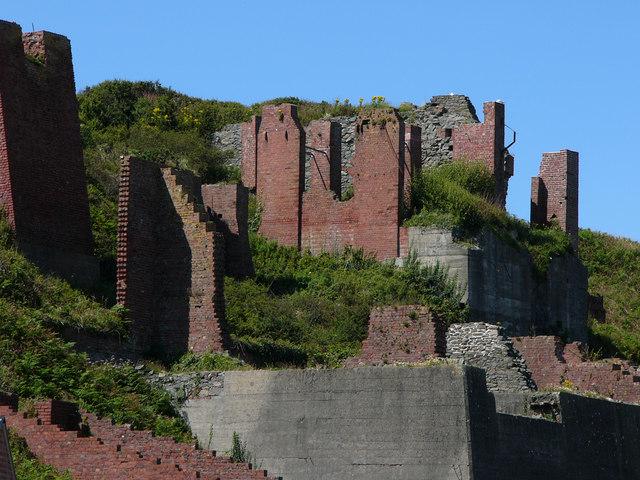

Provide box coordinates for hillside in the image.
[579,229,640,361]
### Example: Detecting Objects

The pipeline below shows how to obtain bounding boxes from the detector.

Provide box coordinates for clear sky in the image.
[5,1,640,240]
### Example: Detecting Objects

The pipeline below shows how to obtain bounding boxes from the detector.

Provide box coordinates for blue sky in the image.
[6,1,640,240]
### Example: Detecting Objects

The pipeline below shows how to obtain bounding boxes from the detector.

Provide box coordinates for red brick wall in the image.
[201,183,254,278]
[452,101,511,206]
[512,336,640,403]
[307,120,341,195]
[256,104,304,248]
[241,115,260,190]
[344,305,446,366]
[301,109,409,260]
[0,22,96,285]
[117,156,227,355]
[0,396,276,479]
[530,150,579,249]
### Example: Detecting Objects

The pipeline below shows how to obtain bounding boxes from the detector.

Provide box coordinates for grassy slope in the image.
[579,229,640,361]
[0,216,192,443]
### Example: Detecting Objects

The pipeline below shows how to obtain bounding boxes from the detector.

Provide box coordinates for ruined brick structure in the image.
[117,156,227,355]
[0,21,97,287]
[531,150,579,249]
[512,335,640,404]
[201,183,254,278]
[452,101,514,206]
[0,395,276,479]
[247,104,419,260]
[344,305,446,366]
[255,104,305,248]
[242,100,518,260]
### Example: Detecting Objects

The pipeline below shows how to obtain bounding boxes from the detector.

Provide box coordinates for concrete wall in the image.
[181,366,640,480]
[184,366,476,480]
[402,227,588,341]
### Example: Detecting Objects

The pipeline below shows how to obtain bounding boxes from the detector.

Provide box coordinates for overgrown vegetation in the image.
[0,215,192,442]
[406,161,573,276]
[170,351,248,373]
[224,235,466,367]
[8,429,72,480]
[579,229,640,362]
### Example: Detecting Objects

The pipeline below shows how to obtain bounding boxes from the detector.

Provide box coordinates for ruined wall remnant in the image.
[402,227,588,342]
[201,183,254,278]
[531,150,579,249]
[512,335,640,404]
[255,104,305,248]
[0,21,97,287]
[446,322,535,392]
[452,101,513,206]
[240,116,260,190]
[344,305,446,367]
[117,156,227,355]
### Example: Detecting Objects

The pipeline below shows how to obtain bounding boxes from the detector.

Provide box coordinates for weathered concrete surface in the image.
[401,227,588,341]
[181,366,640,480]
[184,366,475,480]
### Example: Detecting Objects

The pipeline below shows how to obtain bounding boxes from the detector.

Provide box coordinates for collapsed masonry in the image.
[0,21,97,288]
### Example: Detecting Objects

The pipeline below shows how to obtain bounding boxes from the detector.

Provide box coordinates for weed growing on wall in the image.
[224,235,466,367]
[406,161,573,276]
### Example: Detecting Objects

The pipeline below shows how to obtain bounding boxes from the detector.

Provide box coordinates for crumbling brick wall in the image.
[452,101,513,206]
[0,21,97,287]
[344,305,446,366]
[201,183,254,278]
[240,116,260,190]
[117,156,226,355]
[512,335,640,403]
[531,150,579,249]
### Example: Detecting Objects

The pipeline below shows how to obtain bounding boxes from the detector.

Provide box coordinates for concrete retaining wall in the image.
[402,227,588,341]
[182,366,640,480]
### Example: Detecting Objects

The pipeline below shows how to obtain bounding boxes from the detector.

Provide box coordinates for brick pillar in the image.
[256,104,304,248]
[452,101,512,207]
[530,150,579,249]
[241,115,260,190]
[0,21,97,287]
[403,124,422,207]
[307,120,340,196]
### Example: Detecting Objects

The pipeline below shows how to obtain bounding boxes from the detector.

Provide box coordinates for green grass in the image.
[224,235,466,367]
[406,161,573,276]
[8,429,72,480]
[579,229,640,361]
[0,215,192,442]
[169,351,249,373]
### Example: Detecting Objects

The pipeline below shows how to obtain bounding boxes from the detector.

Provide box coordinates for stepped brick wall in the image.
[446,322,535,392]
[0,21,97,287]
[531,150,579,249]
[117,156,226,355]
[344,305,446,366]
[452,101,513,206]
[0,395,276,480]
[201,183,254,278]
[256,104,305,248]
[0,416,16,480]
[512,335,640,403]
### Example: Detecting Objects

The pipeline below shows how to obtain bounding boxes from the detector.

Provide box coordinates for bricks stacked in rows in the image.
[344,305,446,366]
[512,335,640,403]
[0,21,97,286]
[0,397,278,479]
[116,156,227,355]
